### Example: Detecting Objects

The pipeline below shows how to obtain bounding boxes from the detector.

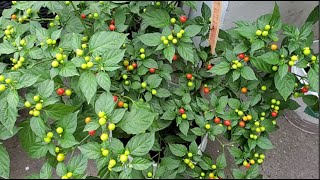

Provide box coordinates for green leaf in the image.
[89,31,127,54]
[109,138,125,155]
[131,158,152,170]
[184,1,197,10]
[0,144,9,179]
[57,112,78,135]
[38,79,54,98]
[78,142,102,159]
[161,110,176,120]
[59,134,79,149]
[96,72,111,92]
[16,73,40,89]
[59,62,79,77]
[257,52,279,65]
[250,39,265,53]
[160,157,181,170]
[0,101,18,134]
[141,9,170,28]
[208,61,230,75]
[17,120,36,154]
[40,162,52,179]
[216,154,227,169]
[146,74,162,89]
[211,125,224,136]
[182,93,191,104]
[102,49,125,66]
[126,133,155,156]
[106,108,125,123]
[79,71,97,103]
[156,88,171,98]
[44,104,76,120]
[179,120,189,136]
[163,45,175,63]
[0,42,16,55]
[232,169,245,179]
[119,106,156,135]
[51,29,62,40]
[287,99,300,110]
[232,70,240,81]
[184,25,202,37]
[250,94,261,106]
[246,164,260,179]
[138,33,161,46]
[0,125,20,140]
[269,2,281,27]
[177,43,194,63]
[29,48,45,59]
[307,67,319,93]
[250,57,272,73]
[228,147,242,158]
[233,43,248,54]
[201,2,211,21]
[95,92,115,116]
[248,139,256,151]
[143,59,158,69]
[305,5,319,25]
[274,73,295,100]
[190,127,204,136]
[278,64,288,80]
[169,144,188,157]
[236,25,257,39]
[68,154,88,176]
[228,98,241,109]
[56,163,67,177]
[65,15,85,34]
[240,66,257,80]
[302,95,318,106]
[257,137,274,149]
[30,117,47,138]
[83,121,100,132]
[28,143,49,159]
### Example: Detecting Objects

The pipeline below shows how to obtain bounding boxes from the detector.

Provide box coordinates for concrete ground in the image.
[4,111,319,179]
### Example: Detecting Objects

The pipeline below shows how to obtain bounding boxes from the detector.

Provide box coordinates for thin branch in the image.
[70,1,90,37]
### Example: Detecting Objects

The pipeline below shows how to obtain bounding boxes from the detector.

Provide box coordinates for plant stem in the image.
[70,1,90,37]
[28,18,56,21]
[68,135,90,162]
[114,93,135,103]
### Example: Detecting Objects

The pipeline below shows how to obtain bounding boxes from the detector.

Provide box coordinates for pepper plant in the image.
[0,1,318,179]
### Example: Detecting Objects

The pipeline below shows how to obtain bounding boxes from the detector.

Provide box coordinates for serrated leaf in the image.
[138,33,161,46]
[96,72,111,92]
[126,133,155,156]
[184,25,202,37]
[79,71,97,103]
[208,61,230,75]
[141,9,170,28]
[163,45,175,63]
[274,73,295,100]
[240,66,257,80]
[89,31,127,54]
[169,144,188,157]
[177,43,194,63]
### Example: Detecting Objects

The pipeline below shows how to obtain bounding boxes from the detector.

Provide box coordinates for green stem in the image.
[70,1,90,37]
[114,93,135,103]
[68,135,90,162]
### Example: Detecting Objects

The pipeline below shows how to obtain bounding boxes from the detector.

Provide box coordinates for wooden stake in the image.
[209,1,223,55]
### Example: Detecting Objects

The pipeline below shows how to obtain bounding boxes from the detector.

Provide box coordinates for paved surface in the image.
[4,111,319,179]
